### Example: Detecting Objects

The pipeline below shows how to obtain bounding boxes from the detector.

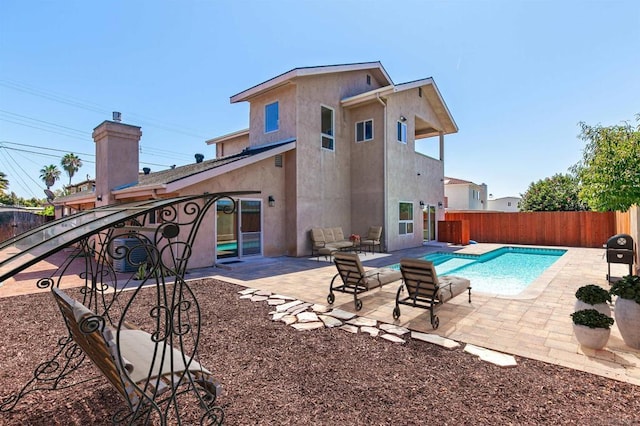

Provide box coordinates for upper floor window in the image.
[397,121,407,144]
[321,105,334,151]
[265,101,279,133]
[398,202,414,235]
[355,119,373,142]
[366,74,371,85]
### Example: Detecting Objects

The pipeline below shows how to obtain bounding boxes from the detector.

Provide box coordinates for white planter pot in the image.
[614,297,640,349]
[574,300,611,317]
[573,324,611,350]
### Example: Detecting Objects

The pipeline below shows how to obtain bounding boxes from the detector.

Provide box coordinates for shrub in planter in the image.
[609,275,640,349]
[609,275,640,303]
[570,309,614,350]
[574,284,611,316]
[571,309,614,329]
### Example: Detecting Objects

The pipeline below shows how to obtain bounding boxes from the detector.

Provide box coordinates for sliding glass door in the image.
[216,198,262,261]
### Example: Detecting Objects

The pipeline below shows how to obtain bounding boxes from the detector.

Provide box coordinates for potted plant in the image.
[570,309,614,350]
[609,274,640,349]
[574,284,611,317]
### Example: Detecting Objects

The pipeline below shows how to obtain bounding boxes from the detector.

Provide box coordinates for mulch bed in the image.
[0,278,638,425]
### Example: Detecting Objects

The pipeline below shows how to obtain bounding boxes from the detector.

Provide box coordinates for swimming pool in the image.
[390,247,566,296]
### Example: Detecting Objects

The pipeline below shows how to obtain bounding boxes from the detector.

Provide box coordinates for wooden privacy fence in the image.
[442,211,624,248]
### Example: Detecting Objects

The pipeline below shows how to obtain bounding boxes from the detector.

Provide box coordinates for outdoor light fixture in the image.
[268,195,275,207]
[399,115,407,122]
[419,201,425,209]
[97,195,103,201]
[438,201,444,209]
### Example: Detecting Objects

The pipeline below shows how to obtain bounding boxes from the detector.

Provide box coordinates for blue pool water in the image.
[390,247,566,296]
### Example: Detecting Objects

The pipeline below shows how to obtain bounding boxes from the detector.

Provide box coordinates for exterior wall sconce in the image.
[399,115,407,122]
[268,195,275,207]
[419,201,425,209]
[438,201,444,209]
[97,195,103,201]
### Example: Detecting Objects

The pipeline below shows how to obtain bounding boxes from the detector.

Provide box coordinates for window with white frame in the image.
[355,119,373,142]
[398,202,414,235]
[321,105,334,150]
[265,101,279,133]
[397,121,407,144]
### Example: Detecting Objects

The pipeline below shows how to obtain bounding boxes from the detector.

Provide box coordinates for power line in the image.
[0,109,88,136]
[0,146,42,198]
[0,79,209,139]
[1,141,94,157]
[0,117,90,141]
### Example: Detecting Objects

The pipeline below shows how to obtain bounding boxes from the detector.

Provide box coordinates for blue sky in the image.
[1,0,638,201]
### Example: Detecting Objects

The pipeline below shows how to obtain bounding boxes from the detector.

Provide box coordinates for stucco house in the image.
[487,196,521,212]
[55,61,458,268]
[444,177,488,211]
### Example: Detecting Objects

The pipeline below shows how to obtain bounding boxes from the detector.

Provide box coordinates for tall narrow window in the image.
[321,106,334,150]
[398,202,414,235]
[265,101,279,133]
[355,119,373,142]
[397,121,407,144]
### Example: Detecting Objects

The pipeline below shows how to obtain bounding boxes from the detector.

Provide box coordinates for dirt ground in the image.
[1,278,639,425]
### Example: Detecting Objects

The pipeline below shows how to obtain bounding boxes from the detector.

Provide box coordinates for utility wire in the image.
[0,117,89,141]
[0,79,208,139]
[0,109,88,136]
[0,146,42,198]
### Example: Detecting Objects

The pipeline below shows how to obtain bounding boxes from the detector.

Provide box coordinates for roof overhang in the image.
[206,128,250,145]
[112,140,296,199]
[341,77,458,136]
[231,62,392,103]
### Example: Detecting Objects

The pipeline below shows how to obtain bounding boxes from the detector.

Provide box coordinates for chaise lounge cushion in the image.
[438,276,471,303]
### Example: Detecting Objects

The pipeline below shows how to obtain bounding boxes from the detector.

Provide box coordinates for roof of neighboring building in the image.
[230,61,393,103]
[444,177,474,185]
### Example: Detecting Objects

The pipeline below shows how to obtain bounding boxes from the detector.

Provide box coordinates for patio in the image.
[200,243,640,386]
[1,242,638,386]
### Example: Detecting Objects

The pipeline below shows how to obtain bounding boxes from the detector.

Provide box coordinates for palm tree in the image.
[39,164,61,189]
[61,153,82,185]
[0,171,8,192]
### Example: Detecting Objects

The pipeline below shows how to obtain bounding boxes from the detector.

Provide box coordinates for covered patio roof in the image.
[0,192,257,283]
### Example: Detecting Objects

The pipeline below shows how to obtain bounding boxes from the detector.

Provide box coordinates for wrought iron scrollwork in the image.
[3,192,246,423]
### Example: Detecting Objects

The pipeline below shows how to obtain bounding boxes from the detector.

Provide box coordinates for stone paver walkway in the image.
[3,243,639,385]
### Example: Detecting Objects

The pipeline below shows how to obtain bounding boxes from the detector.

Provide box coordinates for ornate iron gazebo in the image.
[0,191,257,424]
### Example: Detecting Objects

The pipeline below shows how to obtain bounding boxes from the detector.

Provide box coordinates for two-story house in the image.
[444,177,488,210]
[55,62,458,268]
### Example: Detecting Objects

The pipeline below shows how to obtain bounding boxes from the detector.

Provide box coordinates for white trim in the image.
[264,101,279,133]
[205,128,249,145]
[320,105,335,151]
[355,118,374,143]
[397,121,407,144]
[231,62,392,103]
[398,201,414,236]
[113,141,296,198]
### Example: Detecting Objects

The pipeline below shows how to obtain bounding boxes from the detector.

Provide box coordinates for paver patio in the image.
[2,242,638,386]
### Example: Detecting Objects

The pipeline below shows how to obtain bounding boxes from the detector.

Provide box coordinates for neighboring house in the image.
[55,61,458,268]
[487,196,521,212]
[443,177,487,211]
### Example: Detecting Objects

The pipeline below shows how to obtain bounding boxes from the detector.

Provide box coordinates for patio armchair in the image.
[360,226,383,253]
[327,251,401,311]
[393,258,471,329]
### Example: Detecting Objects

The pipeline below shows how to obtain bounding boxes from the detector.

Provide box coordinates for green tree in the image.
[61,153,82,186]
[0,171,8,192]
[39,164,61,189]
[571,115,640,211]
[519,173,590,212]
